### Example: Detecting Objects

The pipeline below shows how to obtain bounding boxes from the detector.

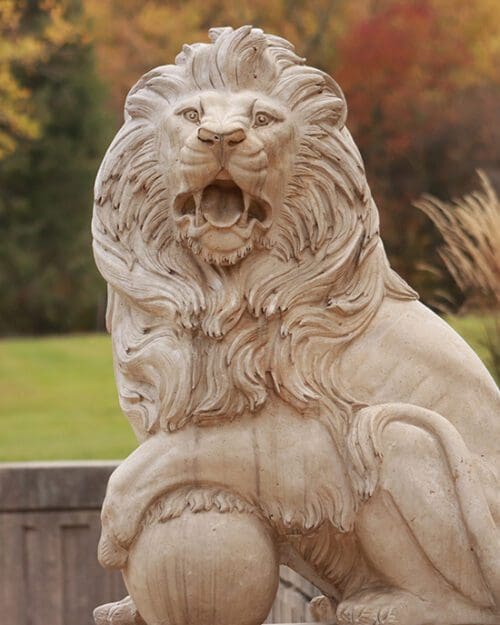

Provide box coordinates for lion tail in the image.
[347,402,500,607]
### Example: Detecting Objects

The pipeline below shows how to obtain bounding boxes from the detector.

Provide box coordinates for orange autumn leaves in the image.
[336,0,500,156]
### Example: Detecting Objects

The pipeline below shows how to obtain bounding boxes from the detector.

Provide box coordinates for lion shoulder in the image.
[338,298,500,455]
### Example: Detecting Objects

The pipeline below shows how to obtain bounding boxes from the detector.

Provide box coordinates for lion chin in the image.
[179,237,255,266]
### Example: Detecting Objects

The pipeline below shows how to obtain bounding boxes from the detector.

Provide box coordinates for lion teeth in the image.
[194,191,203,226]
[241,193,251,225]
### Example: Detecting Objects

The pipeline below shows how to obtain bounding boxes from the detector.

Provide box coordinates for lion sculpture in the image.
[92,26,500,625]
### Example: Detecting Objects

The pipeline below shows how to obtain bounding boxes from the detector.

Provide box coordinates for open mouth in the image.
[174,179,271,232]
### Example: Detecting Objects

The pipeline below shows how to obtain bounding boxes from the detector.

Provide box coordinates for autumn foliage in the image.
[335,0,500,297]
[0,0,88,158]
[0,0,499,333]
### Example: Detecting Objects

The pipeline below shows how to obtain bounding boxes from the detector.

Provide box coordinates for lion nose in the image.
[198,126,246,146]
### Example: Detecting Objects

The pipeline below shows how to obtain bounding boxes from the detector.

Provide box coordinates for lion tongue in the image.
[201,185,244,228]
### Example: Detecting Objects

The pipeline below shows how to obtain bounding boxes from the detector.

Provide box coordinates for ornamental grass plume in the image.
[415,171,500,305]
[415,171,500,382]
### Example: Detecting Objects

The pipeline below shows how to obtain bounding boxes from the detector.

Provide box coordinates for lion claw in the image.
[94,595,145,625]
[97,533,128,569]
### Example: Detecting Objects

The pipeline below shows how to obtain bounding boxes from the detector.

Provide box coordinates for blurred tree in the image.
[0,0,84,158]
[0,0,111,334]
[336,0,500,303]
[0,0,43,158]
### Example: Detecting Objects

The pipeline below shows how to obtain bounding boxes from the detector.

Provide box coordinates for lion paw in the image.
[93,595,146,625]
[337,589,428,625]
[97,532,128,569]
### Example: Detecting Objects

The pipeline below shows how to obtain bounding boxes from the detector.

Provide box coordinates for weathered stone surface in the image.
[0,462,126,625]
[92,25,500,625]
[0,460,116,511]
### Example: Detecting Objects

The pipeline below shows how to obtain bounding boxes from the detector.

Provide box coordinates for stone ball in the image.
[124,509,279,625]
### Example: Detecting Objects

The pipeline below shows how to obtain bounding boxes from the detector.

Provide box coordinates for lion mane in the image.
[92,26,416,445]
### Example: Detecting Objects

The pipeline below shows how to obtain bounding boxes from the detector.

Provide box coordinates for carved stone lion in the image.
[92,26,500,625]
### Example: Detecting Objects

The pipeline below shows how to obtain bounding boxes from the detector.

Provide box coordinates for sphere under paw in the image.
[124,508,279,625]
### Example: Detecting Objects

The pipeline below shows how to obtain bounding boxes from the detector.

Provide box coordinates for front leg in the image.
[98,410,354,569]
[98,431,176,568]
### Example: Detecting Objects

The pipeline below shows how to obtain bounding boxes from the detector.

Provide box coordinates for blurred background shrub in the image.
[0,0,111,334]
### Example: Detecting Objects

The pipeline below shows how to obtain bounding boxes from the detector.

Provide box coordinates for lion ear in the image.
[305,73,347,128]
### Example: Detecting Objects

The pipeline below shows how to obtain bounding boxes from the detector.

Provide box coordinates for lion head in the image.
[92,27,416,439]
[168,88,294,266]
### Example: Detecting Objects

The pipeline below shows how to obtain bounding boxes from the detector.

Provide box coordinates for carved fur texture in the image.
[92,25,416,441]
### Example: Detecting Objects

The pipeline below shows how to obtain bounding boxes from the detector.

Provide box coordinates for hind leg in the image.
[340,421,499,625]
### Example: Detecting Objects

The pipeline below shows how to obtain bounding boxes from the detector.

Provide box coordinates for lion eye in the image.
[183,109,200,124]
[254,112,272,127]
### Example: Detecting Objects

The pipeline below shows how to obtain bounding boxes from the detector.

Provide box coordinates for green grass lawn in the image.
[0,334,136,461]
[0,315,497,461]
